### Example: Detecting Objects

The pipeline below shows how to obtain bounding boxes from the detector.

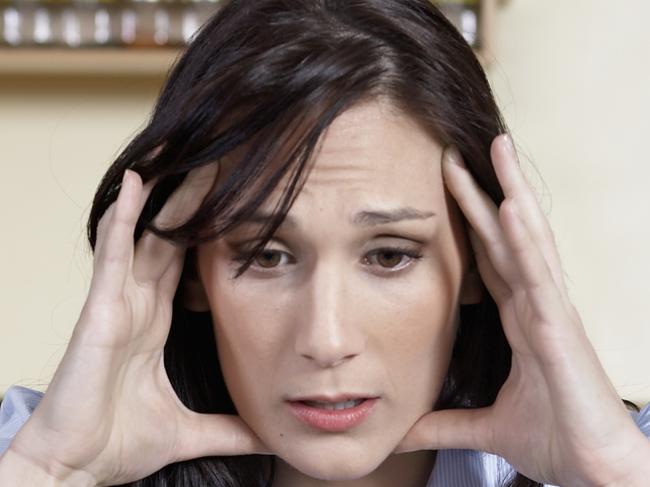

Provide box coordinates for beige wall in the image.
[0,76,163,395]
[1,0,649,404]
[488,0,650,405]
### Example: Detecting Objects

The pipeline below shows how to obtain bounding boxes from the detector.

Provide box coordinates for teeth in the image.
[304,399,364,410]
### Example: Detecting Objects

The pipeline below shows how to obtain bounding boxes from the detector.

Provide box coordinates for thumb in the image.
[393,407,494,454]
[175,410,272,462]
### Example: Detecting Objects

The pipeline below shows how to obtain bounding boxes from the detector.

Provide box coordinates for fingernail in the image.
[121,169,131,188]
[502,134,515,156]
[444,146,464,167]
[122,169,140,196]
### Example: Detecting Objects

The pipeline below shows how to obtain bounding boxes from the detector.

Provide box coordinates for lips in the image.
[286,395,380,432]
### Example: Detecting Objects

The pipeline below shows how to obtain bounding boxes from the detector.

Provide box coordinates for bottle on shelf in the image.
[0,0,224,49]
[1,1,478,50]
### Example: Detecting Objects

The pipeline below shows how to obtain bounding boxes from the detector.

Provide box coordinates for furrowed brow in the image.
[240,207,435,229]
[351,207,436,227]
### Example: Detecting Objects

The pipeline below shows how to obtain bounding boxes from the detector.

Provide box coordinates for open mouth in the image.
[300,398,366,410]
[287,398,379,432]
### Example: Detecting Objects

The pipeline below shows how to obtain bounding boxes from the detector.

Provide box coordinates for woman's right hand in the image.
[4,165,269,486]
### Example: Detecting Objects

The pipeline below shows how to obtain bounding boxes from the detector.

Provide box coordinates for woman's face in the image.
[194,99,479,481]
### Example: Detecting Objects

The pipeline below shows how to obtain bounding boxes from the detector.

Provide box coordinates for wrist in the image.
[0,446,95,487]
[596,435,650,487]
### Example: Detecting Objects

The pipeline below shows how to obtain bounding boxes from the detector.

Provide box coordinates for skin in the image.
[2,100,649,487]
[395,136,650,486]
[189,99,482,486]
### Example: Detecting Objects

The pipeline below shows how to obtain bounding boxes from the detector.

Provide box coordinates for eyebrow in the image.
[352,207,436,226]
[242,207,436,228]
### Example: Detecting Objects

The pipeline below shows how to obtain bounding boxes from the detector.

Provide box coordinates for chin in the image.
[276,438,392,481]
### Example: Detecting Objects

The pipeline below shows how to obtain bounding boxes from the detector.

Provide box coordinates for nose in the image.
[294,262,365,368]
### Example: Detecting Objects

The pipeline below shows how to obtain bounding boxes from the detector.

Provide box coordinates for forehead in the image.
[215,99,447,221]
[289,100,445,209]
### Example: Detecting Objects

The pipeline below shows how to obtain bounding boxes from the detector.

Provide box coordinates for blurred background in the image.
[1,0,649,405]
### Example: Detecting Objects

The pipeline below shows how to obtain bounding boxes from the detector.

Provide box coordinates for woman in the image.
[0,1,649,486]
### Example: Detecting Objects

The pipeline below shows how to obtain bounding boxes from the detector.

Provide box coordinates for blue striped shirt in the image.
[1,385,649,486]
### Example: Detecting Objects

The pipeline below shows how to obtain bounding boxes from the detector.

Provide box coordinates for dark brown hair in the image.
[88,1,540,486]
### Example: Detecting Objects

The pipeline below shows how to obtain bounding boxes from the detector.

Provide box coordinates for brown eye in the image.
[255,250,283,268]
[375,250,405,268]
[365,247,423,272]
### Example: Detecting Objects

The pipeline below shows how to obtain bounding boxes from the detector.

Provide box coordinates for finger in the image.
[393,407,494,454]
[175,411,272,461]
[94,176,158,260]
[491,135,567,297]
[468,228,510,304]
[92,170,155,299]
[442,146,517,285]
[94,203,116,257]
[133,162,219,292]
[499,199,565,322]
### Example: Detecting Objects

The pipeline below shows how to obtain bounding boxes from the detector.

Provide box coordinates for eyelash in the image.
[231,245,424,276]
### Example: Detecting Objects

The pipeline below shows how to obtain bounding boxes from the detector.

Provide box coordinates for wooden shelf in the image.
[0,48,181,76]
[0,44,489,77]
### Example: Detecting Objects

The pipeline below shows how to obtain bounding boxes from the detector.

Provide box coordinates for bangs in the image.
[139,88,380,278]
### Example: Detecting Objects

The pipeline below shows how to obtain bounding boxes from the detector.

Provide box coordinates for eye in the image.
[253,249,291,269]
[364,247,423,272]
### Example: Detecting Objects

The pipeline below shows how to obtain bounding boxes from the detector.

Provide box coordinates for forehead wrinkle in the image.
[298,160,371,198]
[255,100,444,227]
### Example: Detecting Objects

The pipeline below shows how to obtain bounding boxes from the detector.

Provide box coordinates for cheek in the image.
[371,273,459,410]
[196,247,285,417]
[373,234,465,405]
[208,283,284,414]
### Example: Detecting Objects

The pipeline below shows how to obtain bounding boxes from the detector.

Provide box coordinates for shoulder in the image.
[426,448,560,487]
[0,385,44,455]
[426,448,515,487]
[631,401,650,436]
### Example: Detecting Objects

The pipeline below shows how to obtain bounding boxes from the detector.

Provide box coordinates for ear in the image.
[180,248,211,312]
[459,260,483,305]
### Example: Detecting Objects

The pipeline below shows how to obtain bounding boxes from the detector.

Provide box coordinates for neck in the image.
[271,450,437,487]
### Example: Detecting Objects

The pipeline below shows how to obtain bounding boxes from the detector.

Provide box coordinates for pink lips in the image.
[287,398,378,432]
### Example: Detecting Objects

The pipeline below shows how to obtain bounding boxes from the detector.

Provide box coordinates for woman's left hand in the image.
[394,134,650,486]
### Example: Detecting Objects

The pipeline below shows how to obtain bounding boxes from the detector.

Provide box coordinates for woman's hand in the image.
[395,134,650,486]
[5,165,268,486]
